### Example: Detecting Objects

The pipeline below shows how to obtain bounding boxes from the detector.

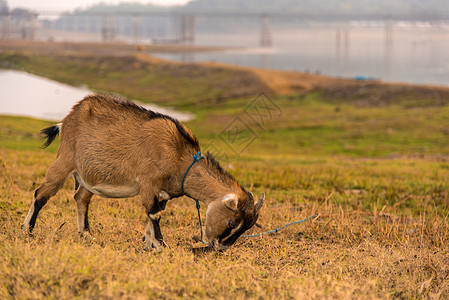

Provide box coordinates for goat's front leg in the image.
[151,190,171,243]
[157,190,170,211]
[141,190,169,252]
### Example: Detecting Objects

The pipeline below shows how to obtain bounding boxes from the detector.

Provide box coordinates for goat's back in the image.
[58,94,198,184]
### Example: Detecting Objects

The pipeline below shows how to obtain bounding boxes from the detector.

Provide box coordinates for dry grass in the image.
[1,144,448,299]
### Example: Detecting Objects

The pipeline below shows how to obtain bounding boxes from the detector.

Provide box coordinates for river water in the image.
[0,69,193,121]
[154,24,449,87]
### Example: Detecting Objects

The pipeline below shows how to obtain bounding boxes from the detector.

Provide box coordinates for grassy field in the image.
[1,41,449,299]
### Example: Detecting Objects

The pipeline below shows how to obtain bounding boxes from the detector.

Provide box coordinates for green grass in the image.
[188,92,449,158]
[0,116,57,152]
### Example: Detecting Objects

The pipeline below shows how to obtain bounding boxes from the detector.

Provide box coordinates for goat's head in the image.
[205,191,264,251]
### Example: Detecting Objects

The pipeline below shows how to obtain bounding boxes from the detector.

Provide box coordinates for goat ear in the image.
[222,193,238,212]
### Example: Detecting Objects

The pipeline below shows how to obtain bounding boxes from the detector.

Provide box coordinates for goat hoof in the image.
[21,225,34,237]
[143,245,163,253]
[143,240,163,253]
[79,231,94,241]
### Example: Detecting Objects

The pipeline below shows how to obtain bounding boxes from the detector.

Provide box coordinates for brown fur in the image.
[22,94,263,251]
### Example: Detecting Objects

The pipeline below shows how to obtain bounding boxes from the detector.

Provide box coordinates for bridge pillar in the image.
[343,28,349,63]
[1,13,10,39]
[384,18,393,72]
[180,14,195,44]
[133,13,141,44]
[101,13,115,42]
[335,28,341,59]
[29,12,36,40]
[260,14,272,47]
[335,27,350,71]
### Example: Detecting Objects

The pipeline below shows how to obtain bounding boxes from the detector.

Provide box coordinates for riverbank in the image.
[0,40,265,107]
[2,40,449,109]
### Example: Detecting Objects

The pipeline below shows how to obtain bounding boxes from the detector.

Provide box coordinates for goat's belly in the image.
[90,184,140,198]
[74,173,139,198]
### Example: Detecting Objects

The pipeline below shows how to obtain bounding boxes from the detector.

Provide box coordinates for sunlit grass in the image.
[189,93,449,158]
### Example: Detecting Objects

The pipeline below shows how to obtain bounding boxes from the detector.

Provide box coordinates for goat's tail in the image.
[41,123,62,148]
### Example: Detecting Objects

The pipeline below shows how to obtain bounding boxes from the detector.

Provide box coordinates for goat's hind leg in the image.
[74,186,93,237]
[22,157,73,233]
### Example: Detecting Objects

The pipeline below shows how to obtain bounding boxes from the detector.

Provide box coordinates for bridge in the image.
[1,10,448,47]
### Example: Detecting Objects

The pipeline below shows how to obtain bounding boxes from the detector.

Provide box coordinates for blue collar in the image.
[181,151,207,244]
[181,151,204,194]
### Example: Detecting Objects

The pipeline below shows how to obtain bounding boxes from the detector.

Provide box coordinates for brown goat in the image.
[22,94,264,251]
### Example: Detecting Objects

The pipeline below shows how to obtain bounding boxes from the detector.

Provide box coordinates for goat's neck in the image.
[181,162,240,206]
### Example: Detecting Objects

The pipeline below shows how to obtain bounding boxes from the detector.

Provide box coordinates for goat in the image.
[22,94,264,251]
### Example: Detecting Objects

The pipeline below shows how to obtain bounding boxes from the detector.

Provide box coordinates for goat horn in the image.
[254,192,265,214]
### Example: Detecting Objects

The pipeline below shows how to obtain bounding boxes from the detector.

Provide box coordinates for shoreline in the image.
[1,39,448,89]
[1,39,449,108]
[0,39,238,56]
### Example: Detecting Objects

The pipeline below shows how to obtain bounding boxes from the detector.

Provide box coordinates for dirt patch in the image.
[318,80,449,107]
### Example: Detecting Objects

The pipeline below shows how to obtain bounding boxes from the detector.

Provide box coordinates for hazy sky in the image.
[7,0,192,11]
